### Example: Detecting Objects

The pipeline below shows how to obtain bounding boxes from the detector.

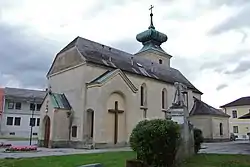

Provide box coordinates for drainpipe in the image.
[68,109,74,146]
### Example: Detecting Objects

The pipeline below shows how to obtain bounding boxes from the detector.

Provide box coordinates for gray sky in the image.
[1,0,250,108]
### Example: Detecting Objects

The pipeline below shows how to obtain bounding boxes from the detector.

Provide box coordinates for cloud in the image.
[209,2,250,35]
[216,84,228,91]
[225,60,250,74]
[0,22,61,89]
[199,50,250,73]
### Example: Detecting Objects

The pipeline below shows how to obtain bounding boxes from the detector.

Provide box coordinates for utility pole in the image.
[29,96,35,146]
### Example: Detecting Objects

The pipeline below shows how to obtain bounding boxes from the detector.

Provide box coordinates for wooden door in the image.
[44,116,51,148]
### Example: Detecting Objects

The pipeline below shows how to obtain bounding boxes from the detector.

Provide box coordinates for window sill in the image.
[140,106,148,110]
[162,109,168,112]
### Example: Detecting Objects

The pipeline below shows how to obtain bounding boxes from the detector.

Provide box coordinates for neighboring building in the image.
[189,98,230,142]
[220,96,250,140]
[1,87,46,138]
[38,11,204,148]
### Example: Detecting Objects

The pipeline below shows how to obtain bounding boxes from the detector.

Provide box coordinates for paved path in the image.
[1,140,250,159]
[200,140,250,155]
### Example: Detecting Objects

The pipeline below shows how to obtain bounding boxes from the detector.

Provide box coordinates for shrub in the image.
[129,119,181,167]
[193,128,204,154]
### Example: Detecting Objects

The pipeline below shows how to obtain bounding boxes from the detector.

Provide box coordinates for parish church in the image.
[38,8,226,148]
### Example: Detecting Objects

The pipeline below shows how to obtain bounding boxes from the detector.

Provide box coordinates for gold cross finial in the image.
[149,5,154,14]
[148,5,155,29]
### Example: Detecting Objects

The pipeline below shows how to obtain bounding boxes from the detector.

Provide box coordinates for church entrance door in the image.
[108,101,124,144]
[44,116,51,148]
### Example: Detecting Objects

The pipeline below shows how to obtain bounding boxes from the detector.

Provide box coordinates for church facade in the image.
[38,12,203,148]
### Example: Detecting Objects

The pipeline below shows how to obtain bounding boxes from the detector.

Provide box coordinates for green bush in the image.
[193,128,204,154]
[129,119,181,167]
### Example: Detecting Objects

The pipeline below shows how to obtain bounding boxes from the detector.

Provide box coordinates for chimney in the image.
[131,57,134,65]
[151,62,154,72]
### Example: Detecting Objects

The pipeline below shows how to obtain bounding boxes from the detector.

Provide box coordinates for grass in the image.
[0,152,250,167]
[181,154,250,167]
[0,151,135,167]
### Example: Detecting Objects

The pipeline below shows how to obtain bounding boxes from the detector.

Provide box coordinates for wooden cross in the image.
[108,101,124,144]
[149,5,154,14]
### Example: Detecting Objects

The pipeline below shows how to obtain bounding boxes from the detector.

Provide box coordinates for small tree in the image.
[129,119,181,167]
[193,128,204,154]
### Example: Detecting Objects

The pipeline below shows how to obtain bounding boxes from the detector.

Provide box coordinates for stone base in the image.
[94,141,128,149]
[203,138,230,143]
[38,140,128,149]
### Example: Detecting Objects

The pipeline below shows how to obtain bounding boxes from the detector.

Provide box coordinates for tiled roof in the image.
[89,70,116,84]
[4,87,46,103]
[49,37,202,94]
[190,97,230,117]
[220,96,250,108]
[49,92,71,110]
[238,112,250,119]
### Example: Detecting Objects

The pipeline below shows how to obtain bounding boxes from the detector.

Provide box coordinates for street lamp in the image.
[29,96,35,146]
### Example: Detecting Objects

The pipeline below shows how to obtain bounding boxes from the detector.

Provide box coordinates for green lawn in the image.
[181,154,250,167]
[0,152,250,167]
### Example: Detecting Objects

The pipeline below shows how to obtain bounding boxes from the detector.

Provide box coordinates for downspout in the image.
[68,109,74,146]
[83,83,88,143]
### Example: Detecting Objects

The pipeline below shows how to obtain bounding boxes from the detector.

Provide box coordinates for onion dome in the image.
[136,6,168,54]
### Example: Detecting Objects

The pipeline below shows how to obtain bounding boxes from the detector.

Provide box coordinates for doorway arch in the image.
[43,115,51,148]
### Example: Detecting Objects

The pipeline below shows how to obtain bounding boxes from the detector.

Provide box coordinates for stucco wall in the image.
[189,115,229,140]
[189,115,212,139]
[47,49,86,142]
[212,117,229,139]
[53,109,70,141]
[135,50,171,67]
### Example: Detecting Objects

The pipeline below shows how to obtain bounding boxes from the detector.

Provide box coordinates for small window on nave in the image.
[72,126,77,138]
[162,88,167,109]
[140,83,147,107]
[219,123,223,136]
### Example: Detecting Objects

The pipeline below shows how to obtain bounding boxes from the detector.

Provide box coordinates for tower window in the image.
[159,59,163,64]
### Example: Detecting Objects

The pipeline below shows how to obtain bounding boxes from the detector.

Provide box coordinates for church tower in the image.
[135,5,172,67]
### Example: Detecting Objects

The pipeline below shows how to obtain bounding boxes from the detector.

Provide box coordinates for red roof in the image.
[0,88,4,115]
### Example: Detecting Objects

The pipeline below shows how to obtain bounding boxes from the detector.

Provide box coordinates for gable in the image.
[47,46,85,77]
[87,69,138,93]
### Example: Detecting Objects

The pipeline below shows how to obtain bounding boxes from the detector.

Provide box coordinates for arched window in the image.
[219,123,223,136]
[72,126,77,137]
[162,88,167,109]
[140,83,147,107]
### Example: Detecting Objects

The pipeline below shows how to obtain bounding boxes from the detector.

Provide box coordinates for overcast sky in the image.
[0,0,250,108]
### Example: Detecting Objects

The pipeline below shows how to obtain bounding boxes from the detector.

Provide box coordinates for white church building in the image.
[37,10,213,148]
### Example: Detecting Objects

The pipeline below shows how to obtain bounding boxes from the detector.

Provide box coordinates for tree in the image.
[129,119,181,167]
